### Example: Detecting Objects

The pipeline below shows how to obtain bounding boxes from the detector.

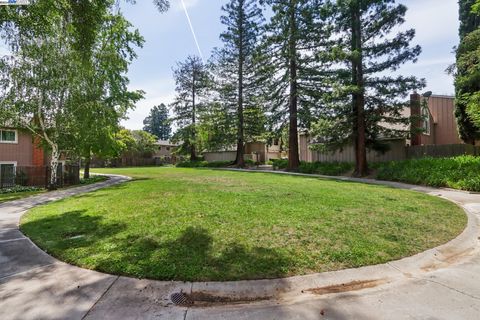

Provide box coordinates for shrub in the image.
[176,160,232,168]
[80,176,108,185]
[298,162,353,176]
[375,156,480,191]
[272,159,288,170]
[205,161,232,168]
[0,186,43,194]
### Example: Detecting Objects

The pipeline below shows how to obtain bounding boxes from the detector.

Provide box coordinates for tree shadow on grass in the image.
[22,211,294,281]
[98,226,295,282]
[21,210,127,252]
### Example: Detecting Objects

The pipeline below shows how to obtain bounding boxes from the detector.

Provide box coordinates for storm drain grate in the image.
[170,292,193,306]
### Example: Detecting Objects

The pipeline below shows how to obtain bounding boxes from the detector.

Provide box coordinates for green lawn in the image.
[21,167,466,281]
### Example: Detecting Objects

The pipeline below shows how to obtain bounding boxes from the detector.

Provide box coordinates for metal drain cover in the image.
[170,292,193,306]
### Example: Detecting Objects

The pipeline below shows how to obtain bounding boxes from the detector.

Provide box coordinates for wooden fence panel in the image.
[406,144,479,159]
[302,139,407,163]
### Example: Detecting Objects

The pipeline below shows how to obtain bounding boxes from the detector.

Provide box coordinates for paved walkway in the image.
[0,172,479,320]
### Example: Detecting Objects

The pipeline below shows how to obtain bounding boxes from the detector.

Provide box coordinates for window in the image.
[166,147,170,151]
[273,139,279,146]
[158,146,162,151]
[0,162,16,187]
[0,129,17,143]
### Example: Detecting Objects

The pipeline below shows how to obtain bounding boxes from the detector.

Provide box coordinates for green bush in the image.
[80,176,108,185]
[298,162,353,176]
[176,160,232,168]
[272,159,288,170]
[205,161,232,168]
[375,156,480,191]
[0,186,43,194]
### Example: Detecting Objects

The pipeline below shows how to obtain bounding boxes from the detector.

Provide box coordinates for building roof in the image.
[155,140,179,147]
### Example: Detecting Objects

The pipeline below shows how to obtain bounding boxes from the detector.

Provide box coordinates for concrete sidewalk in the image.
[0,173,479,320]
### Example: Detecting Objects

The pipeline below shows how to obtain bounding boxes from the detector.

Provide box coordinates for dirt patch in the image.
[421,247,475,272]
[306,279,388,295]
[171,291,271,307]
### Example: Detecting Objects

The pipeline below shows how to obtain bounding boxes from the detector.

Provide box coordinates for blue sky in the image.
[121,0,460,129]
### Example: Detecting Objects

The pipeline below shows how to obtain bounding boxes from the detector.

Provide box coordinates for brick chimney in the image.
[32,136,45,166]
[410,93,422,146]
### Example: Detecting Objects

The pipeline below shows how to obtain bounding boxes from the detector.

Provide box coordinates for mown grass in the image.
[21,167,466,281]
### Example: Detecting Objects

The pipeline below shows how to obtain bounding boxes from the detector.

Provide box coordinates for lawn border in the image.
[8,170,480,303]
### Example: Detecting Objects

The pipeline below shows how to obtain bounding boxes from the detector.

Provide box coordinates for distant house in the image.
[0,127,45,169]
[299,93,474,163]
[408,93,464,146]
[153,140,180,164]
[203,141,284,163]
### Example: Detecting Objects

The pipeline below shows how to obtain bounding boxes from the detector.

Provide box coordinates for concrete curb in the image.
[4,171,480,304]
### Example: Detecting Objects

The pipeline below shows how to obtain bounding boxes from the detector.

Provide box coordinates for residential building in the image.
[153,140,180,164]
[0,127,45,168]
[299,93,472,163]
[409,93,463,146]
[203,141,284,163]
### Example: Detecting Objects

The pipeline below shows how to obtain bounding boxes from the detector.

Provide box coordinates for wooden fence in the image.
[299,133,478,163]
[406,144,480,159]
[299,136,407,163]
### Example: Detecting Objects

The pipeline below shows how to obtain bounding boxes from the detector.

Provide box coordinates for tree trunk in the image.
[351,4,368,177]
[84,156,91,179]
[235,0,246,168]
[49,144,59,190]
[287,0,300,171]
[191,67,197,161]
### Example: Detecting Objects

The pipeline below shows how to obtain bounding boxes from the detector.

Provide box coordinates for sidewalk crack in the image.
[82,275,120,320]
[424,278,480,301]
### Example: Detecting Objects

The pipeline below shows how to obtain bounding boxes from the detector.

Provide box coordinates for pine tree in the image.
[313,0,424,176]
[213,0,265,167]
[143,104,172,140]
[455,0,480,144]
[259,0,330,170]
[171,56,211,160]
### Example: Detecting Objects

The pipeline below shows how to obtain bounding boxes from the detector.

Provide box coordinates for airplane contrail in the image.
[180,0,204,63]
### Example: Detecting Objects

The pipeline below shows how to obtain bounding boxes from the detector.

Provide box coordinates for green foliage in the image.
[298,162,353,176]
[211,0,266,164]
[375,156,480,191]
[0,186,43,194]
[176,160,232,168]
[313,0,424,169]
[272,159,288,170]
[171,56,212,159]
[258,0,331,169]
[455,0,480,143]
[80,175,108,185]
[116,129,157,158]
[273,159,352,175]
[459,0,480,38]
[69,13,144,163]
[143,104,171,140]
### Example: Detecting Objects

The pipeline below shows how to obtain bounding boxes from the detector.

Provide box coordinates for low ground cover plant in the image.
[298,162,353,176]
[177,159,257,168]
[80,176,108,185]
[0,186,43,194]
[375,156,480,191]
